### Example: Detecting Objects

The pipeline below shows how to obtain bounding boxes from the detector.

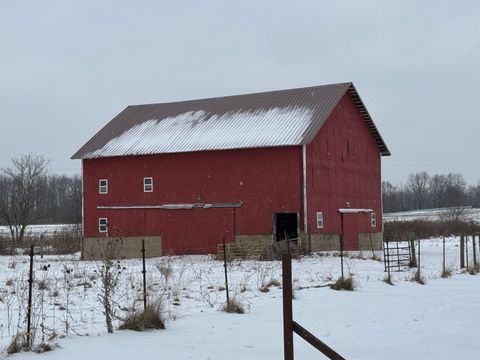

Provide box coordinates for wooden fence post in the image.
[282,253,294,360]
[460,234,465,269]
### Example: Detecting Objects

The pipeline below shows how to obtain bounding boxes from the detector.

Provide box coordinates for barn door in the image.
[273,212,299,242]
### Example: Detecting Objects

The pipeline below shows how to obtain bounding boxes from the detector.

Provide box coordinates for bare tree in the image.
[429,174,447,208]
[407,171,430,209]
[0,154,49,243]
[444,173,466,207]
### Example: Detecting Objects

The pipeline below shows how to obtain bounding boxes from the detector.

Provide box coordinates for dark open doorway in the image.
[274,213,299,242]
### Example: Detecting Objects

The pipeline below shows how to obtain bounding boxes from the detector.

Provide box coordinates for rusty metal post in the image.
[142,239,147,310]
[222,237,230,304]
[282,253,294,360]
[27,245,34,347]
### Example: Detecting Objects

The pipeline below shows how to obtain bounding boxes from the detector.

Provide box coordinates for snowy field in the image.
[0,225,78,238]
[384,207,480,223]
[0,237,479,359]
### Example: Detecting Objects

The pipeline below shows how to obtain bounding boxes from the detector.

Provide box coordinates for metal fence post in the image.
[27,245,34,347]
[142,239,147,310]
[222,238,230,305]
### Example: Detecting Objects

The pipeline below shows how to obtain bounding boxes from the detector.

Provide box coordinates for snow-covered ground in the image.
[1,237,479,359]
[0,225,79,238]
[384,207,480,223]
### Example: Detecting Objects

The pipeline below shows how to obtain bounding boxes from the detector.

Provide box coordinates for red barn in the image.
[72,83,390,259]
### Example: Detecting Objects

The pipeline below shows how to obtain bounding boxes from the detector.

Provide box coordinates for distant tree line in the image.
[0,154,81,243]
[383,171,480,213]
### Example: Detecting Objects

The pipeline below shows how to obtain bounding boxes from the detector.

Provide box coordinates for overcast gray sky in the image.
[1,1,479,185]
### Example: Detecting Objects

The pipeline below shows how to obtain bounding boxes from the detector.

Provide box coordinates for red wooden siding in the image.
[83,146,303,254]
[306,93,382,249]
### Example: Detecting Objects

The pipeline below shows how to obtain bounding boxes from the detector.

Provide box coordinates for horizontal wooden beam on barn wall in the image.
[337,208,373,214]
[97,202,242,210]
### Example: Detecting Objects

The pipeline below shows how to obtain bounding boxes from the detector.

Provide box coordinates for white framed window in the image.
[143,177,153,192]
[99,218,108,233]
[371,212,376,228]
[99,179,108,194]
[316,211,324,229]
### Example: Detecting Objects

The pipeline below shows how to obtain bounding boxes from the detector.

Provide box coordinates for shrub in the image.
[119,303,165,331]
[384,219,480,240]
[222,298,245,314]
[330,276,355,291]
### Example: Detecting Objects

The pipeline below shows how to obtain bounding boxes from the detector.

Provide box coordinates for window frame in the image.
[143,177,153,193]
[371,212,377,228]
[99,218,108,233]
[316,211,324,229]
[99,179,108,194]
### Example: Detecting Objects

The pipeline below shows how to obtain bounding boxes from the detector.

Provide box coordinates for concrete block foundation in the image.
[82,236,162,260]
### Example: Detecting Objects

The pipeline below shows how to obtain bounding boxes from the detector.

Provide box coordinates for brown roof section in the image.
[72,82,390,159]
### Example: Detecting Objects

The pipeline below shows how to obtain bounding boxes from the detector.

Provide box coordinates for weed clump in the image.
[441,268,452,278]
[330,276,355,291]
[34,342,56,353]
[222,298,245,314]
[119,303,165,331]
[467,263,480,275]
[411,272,426,285]
[7,333,29,354]
[37,279,48,290]
[259,278,281,292]
[383,275,394,285]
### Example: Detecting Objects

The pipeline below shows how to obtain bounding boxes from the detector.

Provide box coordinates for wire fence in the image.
[0,242,282,351]
[0,235,475,353]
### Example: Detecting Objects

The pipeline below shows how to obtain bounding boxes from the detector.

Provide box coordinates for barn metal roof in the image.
[72,82,390,159]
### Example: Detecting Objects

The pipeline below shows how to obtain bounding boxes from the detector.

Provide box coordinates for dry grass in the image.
[7,333,29,354]
[37,279,48,290]
[441,268,453,278]
[260,278,281,292]
[467,263,480,275]
[265,279,281,287]
[222,298,245,314]
[411,271,426,285]
[383,275,394,285]
[119,303,165,331]
[34,342,56,353]
[330,276,355,291]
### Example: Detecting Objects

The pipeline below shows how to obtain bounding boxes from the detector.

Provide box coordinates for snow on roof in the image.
[72,82,390,159]
[83,107,313,158]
